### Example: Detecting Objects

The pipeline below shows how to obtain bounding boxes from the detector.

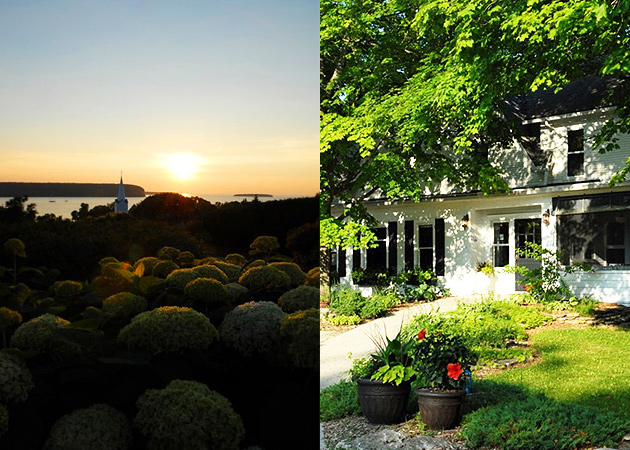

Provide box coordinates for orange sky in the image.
[0,1,319,198]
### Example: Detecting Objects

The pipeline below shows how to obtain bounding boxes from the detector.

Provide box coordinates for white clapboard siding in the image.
[564,270,630,305]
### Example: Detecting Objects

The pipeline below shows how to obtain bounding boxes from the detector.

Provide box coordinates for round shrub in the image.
[281,309,319,369]
[211,262,242,283]
[184,278,229,310]
[199,256,221,265]
[193,265,229,284]
[238,266,291,292]
[166,269,201,291]
[0,352,34,403]
[0,403,7,439]
[98,256,119,266]
[44,403,132,450]
[0,307,22,331]
[269,262,306,286]
[4,238,26,257]
[134,379,244,450]
[225,253,246,266]
[305,267,320,287]
[11,314,78,359]
[225,283,249,306]
[219,301,286,358]
[133,257,159,274]
[278,285,320,313]
[53,280,83,298]
[177,251,196,267]
[152,260,179,278]
[103,292,148,319]
[118,307,218,354]
[157,246,181,261]
[249,235,279,254]
[245,259,267,269]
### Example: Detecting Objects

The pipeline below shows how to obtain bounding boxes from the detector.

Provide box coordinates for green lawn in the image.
[487,327,630,419]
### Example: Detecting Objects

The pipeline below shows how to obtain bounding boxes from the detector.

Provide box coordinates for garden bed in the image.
[321,300,630,450]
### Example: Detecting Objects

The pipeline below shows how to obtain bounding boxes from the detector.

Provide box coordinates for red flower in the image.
[447,363,462,380]
[417,329,427,340]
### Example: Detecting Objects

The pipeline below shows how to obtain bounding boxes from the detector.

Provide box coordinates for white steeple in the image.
[114,172,128,213]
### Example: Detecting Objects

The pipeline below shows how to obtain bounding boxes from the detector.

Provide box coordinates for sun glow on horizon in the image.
[159,153,207,181]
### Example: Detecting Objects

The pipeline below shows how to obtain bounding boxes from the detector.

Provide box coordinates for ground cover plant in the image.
[0,233,319,449]
[321,296,630,450]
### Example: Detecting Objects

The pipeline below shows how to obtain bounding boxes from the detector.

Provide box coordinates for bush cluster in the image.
[134,379,244,450]
[404,297,551,363]
[278,285,320,313]
[192,265,229,284]
[184,278,229,310]
[11,314,79,359]
[0,353,34,403]
[102,292,148,319]
[238,266,291,292]
[328,287,396,320]
[211,262,241,283]
[281,309,319,369]
[118,307,218,354]
[151,260,179,278]
[165,269,201,291]
[219,301,286,358]
[43,404,132,450]
[269,262,306,286]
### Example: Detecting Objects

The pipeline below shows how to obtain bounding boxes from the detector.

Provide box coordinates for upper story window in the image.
[567,129,585,176]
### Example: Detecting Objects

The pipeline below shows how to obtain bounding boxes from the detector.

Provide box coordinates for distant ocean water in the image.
[0,195,284,219]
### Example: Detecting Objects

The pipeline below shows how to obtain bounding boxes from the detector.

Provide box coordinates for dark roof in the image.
[505,76,626,121]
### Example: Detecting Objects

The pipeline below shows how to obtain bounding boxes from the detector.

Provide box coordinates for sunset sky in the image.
[0,0,319,197]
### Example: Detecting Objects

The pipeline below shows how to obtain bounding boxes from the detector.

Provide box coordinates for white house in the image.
[332,77,630,305]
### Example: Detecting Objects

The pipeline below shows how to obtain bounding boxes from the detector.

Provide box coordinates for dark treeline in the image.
[0,182,145,197]
[0,194,319,280]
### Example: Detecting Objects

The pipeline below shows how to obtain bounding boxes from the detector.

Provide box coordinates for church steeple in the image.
[114,172,128,213]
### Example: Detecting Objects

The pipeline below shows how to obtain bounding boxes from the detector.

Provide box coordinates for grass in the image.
[320,380,362,421]
[460,326,630,449]
[484,327,630,419]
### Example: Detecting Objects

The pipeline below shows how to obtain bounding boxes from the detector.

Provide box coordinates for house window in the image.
[606,218,625,265]
[493,222,509,267]
[330,246,346,283]
[418,225,433,271]
[567,129,585,176]
[366,227,387,270]
[557,211,629,266]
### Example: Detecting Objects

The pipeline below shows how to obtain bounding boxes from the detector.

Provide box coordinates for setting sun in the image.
[159,153,206,181]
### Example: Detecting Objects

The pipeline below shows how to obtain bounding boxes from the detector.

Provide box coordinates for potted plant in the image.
[350,328,416,424]
[409,329,475,430]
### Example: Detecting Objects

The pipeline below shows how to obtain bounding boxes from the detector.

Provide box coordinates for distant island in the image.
[0,182,145,197]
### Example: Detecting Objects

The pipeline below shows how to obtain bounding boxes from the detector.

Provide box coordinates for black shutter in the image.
[404,220,414,270]
[435,218,445,276]
[388,221,398,274]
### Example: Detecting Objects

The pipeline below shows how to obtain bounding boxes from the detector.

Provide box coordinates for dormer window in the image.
[567,129,585,176]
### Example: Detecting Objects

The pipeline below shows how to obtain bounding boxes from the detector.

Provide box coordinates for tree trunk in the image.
[320,246,332,301]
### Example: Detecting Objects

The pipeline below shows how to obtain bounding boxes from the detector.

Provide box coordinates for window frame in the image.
[567,128,585,177]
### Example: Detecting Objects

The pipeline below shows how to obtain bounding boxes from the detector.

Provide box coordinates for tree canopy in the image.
[321,0,630,249]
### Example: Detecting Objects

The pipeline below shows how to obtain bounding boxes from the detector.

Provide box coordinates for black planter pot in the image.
[356,378,410,424]
[415,388,465,430]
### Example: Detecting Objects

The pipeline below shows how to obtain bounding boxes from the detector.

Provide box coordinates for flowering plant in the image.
[476,262,494,275]
[409,329,475,390]
[350,327,416,386]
